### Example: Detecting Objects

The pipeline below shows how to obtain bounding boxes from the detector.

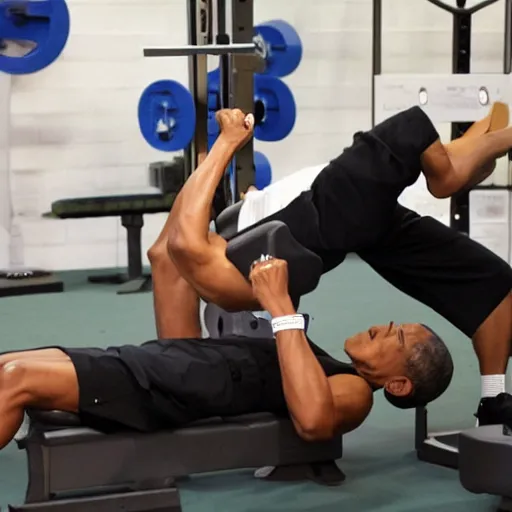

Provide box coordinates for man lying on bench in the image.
[0,109,459,449]
[1,243,426,448]
[163,105,512,423]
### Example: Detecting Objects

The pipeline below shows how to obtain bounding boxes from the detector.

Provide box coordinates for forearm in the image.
[270,299,335,435]
[168,136,238,246]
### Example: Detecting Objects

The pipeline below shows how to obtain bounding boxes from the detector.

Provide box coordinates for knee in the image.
[474,291,512,339]
[147,242,169,266]
[149,234,186,264]
[0,361,31,403]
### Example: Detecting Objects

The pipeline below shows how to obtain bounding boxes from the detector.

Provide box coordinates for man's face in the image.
[344,323,430,397]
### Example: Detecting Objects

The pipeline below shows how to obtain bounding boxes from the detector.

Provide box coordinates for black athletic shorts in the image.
[268,107,512,339]
[59,347,165,433]
[357,206,512,338]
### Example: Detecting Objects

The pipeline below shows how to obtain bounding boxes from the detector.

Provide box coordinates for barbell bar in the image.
[144,41,267,58]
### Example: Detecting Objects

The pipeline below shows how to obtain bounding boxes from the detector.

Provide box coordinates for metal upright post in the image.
[450,1,472,234]
[371,0,383,127]
[505,0,512,186]
[212,0,234,213]
[230,0,262,201]
[505,0,512,74]
[184,0,211,178]
[217,0,231,110]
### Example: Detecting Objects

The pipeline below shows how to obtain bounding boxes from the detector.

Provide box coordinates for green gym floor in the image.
[0,256,499,511]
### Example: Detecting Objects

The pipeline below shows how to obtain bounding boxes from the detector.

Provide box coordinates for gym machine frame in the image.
[373,0,512,470]
[144,0,264,206]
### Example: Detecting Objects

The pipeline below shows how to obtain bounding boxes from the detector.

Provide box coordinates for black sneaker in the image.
[475,393,512,432]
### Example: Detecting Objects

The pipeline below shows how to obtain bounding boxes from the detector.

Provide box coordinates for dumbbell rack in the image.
[373,0,512,470]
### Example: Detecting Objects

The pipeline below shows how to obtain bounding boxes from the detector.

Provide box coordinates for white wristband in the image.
[271,315,305,335]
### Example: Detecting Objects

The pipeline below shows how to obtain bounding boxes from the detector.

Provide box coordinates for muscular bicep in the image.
[191,256,258,311]
[329,374,374,435]
[169,235,258,311]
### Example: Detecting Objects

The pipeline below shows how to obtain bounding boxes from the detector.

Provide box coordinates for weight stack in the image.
[149,157,186,195]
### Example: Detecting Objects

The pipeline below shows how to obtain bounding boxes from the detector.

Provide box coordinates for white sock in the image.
[481,374,506,398]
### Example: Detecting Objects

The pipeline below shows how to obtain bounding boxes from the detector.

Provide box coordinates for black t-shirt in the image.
[269,107,440,271]
[115,336,356,422]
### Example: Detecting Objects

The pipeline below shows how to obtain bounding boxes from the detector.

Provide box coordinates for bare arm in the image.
[165,110,257,309]
[167,109,254,257]
[250,259,373,441]
[269,296,337,439]
[167,136,238,255]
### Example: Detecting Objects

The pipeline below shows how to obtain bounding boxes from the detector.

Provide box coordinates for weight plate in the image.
[138,79,196,152]
[0,0,70,75]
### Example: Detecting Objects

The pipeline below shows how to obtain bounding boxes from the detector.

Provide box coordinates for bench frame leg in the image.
[255,460,346,487]
[87,214,152,295]
[12,432,182,512]
[8,488,181,512]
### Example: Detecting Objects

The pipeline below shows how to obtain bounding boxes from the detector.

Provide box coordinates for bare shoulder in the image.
[328,374,374,434]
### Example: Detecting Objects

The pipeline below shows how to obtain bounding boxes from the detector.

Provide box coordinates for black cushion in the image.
[216,202,243,240]
[227,220,322,300]
[31,411,343,479]
[28,409,82,427]
[27,409,287,431]
[50,193,176,219]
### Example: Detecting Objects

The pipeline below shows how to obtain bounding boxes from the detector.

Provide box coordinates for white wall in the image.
[7,0,510,271]
[0,73,11,268]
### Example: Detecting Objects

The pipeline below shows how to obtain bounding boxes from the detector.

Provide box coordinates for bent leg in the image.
[472,293,512,375]
[150,257,201,339]
[0,359,79,449]
[0,348,69,367]
[422,103,511,197]
[147,210,201,338]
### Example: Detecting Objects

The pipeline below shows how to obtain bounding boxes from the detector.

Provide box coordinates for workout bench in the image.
[459,426,512,511]
[51,192,174,295]
[9,218,334,511]
[50,160,185,295]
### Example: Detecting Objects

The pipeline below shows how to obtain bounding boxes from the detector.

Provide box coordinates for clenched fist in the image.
[216,109,254,150]
[249,256,293,314]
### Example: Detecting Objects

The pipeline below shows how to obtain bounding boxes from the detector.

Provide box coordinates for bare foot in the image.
[462,102,509,139]
[445,102,510,164]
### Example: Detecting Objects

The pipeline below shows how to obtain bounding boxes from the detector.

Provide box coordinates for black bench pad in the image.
[50,193,176,219]
[26,410,342,477]
[227,221,323,300]
[459,425,512,497]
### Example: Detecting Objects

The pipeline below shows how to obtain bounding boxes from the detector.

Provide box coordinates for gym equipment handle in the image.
[426,0,500,15]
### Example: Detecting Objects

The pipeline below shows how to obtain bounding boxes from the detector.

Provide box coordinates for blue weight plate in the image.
[254,151,272,189]
[255,20,303,78]
[138,80,196,152]
[0,0,70,75]
[254,75,296,142]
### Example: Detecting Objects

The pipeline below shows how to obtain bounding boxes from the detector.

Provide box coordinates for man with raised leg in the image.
[164,104,512,421]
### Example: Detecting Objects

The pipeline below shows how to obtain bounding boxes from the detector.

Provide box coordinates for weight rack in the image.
[144,0,264,206]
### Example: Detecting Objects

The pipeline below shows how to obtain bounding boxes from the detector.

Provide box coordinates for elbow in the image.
[296,415,336,442]
[166,227,190,256]
[426,175,459,199]
[428,184,452,200]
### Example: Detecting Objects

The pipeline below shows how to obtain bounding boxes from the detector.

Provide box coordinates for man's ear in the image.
[384,376,413,397]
